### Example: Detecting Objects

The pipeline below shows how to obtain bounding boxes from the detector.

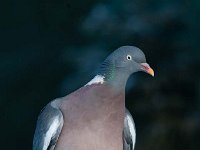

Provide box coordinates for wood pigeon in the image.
[33,46,154,150]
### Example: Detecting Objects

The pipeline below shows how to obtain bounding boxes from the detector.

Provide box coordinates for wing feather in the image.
[33,100,63,150]
[123,108,136,150]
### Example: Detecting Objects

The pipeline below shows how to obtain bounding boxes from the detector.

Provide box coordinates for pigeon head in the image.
[97,46,154,88]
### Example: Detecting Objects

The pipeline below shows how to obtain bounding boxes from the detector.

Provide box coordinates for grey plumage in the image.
[123,109,136,150]
[33,100,63,150]
[33,103,135,150]
[33,46,154,150]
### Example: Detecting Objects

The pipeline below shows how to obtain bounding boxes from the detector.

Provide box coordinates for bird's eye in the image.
[126,55,132,60]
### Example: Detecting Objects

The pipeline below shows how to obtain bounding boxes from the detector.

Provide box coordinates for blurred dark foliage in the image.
[0,0,200,149]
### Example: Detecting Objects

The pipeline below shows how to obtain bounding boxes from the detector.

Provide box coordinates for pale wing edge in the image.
[33,101,64,150]
[123,108,136,150]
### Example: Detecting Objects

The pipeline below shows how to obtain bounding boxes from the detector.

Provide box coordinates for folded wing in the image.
[33,100,63,150]
[123,108,136,150]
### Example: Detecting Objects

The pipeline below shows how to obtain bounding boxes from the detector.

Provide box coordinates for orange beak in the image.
[140,63,154,77]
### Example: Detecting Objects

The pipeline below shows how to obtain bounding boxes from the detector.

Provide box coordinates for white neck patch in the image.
[85,75,105,86]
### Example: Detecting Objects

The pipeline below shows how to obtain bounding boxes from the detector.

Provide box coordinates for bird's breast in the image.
[56,84,125,150]
[56,110,124,150]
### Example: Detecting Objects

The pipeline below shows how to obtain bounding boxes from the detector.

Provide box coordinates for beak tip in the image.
[148,68,154,77]
[140,63,155,77]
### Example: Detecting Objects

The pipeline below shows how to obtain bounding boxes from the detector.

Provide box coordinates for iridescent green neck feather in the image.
[97,59,129,89]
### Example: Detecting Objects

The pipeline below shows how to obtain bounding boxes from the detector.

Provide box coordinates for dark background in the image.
[0,0,200,149]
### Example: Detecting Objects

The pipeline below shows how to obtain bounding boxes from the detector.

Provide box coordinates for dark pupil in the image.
[128,56,131,59]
